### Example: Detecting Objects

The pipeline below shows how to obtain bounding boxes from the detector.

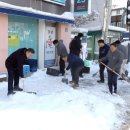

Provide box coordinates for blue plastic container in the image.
[25,59,38,72]
[23,65,30,77]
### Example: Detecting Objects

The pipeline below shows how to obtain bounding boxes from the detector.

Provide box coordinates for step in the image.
[0,73,7,82]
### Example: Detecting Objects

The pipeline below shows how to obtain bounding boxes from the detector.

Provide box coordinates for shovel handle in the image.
[100,62,121,77]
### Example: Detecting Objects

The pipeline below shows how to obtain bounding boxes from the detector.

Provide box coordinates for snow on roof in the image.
[87,26,102,31]
[108,25,127,32]
[87,25,127,32]
[72,27,88,33]
[0,1,74,21]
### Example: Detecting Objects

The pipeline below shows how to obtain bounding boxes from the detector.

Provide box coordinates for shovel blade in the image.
[62,78,68,84]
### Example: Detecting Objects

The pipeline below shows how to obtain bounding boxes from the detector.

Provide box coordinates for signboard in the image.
[52,0,65,4]
[74,0,88,15]
[44,27,56,67]
[43,0,65,5]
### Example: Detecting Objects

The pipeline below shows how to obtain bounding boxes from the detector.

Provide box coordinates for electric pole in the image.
[102,0,112,43]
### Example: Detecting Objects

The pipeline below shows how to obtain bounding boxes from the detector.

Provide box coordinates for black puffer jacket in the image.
[5,48,27,77]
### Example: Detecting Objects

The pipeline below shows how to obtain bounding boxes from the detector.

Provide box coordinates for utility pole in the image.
[102,0,112,43]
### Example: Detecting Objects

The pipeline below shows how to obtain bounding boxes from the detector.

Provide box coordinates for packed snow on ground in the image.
[0,63,130,130]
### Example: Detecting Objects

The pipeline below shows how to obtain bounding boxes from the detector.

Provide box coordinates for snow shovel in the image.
[22,78,37,95]
[62,71,68,84]
[92,70,99,77]
[100,62,130,82]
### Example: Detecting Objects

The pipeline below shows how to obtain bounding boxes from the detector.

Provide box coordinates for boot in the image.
[69,81,74,84]
[14,86,23,91]
[71,83,79,89]
[7,91,16,96]
[97,80,104,83]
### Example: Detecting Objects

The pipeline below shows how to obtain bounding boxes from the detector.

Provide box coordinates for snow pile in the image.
[0,1,74,21]
[0,64,128,130]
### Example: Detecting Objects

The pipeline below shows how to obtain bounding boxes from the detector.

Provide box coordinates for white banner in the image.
[44,27,56,66]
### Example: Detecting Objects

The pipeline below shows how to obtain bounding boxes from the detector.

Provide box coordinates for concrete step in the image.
[0,73,7,82]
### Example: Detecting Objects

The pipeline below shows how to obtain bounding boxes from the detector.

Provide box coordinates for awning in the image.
[0,2,74,24]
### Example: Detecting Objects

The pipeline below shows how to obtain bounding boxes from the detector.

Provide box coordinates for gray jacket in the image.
[56,40,68,58]
[117,44,127,59]
[102,49,123,72]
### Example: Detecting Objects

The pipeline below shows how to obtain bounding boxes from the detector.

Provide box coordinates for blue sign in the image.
[52,0,65,4]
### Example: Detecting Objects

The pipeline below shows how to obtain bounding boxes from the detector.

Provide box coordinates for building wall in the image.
[0,0,71,15]
[57,23,71,52]
[0,14,8,72]
[82,0,112,30]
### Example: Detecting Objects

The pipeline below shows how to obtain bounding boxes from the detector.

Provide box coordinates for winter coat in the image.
[66,53,84,70]
[117,44,127,60]
[5,48,27,77]
[56,40,68,58]
[99,44,110,59]
[102,49,123,72]
[69,36,82,56]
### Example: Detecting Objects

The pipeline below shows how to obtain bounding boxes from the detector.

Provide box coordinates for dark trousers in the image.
[108,70,118,94]
[71,66,83,84]
[7,68,19,92]
[59,57,65,75]
[99,64,105,82]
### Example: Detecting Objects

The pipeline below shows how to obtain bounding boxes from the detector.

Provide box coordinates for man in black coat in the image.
[5,48,35,95]
[69,33,83,56]
[97,39,110,83]
[69,33,84,77]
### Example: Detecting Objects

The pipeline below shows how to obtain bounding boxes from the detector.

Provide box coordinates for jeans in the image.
[7,68,19,92]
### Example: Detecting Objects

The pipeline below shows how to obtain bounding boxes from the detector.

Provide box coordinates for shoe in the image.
[71,83,79,88]
[97,80,104,83]
[69,81,74,84]
[7,91,16,96]
[79,75,83,78]
[114,89,117,94]
[14,87,23,91]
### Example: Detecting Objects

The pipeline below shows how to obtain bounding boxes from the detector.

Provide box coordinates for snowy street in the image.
[0,63,130,130]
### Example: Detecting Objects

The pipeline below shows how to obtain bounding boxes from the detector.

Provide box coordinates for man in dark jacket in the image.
[100,42,123,94]
[5,48,35,95]
[115,40,128,79]
[66,53,84,88]
[69,33,84,77]
[97,39,109,83]
[53,40,68,76]
[69,33,83,56]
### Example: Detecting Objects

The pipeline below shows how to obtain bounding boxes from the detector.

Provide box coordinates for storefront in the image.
[8,15,38,59]
[0,4,74,72]
[87,26,127,60]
